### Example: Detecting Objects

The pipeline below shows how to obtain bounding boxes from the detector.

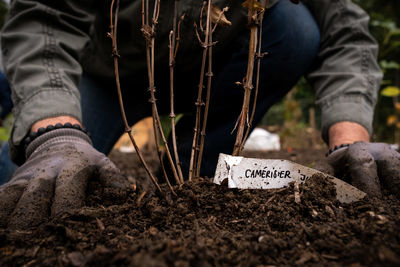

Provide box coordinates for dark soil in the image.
[1,149,399,266]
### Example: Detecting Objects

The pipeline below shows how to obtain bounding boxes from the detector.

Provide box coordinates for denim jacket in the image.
[1,0,382,163]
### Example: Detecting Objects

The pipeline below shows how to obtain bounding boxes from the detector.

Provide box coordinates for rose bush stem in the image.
[169,0,184,184]
[233,23,257,156]
[241,0,267,150]
[233,0,266,156]
[189,1,212,181]
[109,0,163,193]
[195,16,213,178]
[142,0,182,186]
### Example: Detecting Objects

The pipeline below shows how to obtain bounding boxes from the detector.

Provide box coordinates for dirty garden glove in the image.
[0,127,129,229]
[327,142,400,198]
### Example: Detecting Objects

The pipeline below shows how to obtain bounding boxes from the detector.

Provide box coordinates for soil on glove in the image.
[1,149,400,266]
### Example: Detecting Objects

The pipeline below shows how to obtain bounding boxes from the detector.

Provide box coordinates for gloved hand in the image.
[0,128,129,229]
[327,142,400,197]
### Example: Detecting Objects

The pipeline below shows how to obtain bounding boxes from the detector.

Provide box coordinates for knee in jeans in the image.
[265,1,321,62]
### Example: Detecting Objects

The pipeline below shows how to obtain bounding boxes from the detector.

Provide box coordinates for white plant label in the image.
[213,153,366,203]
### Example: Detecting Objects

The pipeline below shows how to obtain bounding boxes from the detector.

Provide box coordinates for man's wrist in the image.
[31,116,82,132]
[25,128,92,159]
[328,121,370,149]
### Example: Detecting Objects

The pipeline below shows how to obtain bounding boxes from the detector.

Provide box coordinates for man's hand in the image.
[0,126,129,229]
[327,122,400,197]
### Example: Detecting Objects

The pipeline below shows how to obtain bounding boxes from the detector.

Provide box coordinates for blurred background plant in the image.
[0,0,12,144]
[380,86,400,144]
[354,0,400,145]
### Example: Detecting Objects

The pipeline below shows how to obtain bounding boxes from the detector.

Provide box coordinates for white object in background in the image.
[213,153,366,204]
[390,144,399,151]
[243,128,280,151]
[119,146,135,153]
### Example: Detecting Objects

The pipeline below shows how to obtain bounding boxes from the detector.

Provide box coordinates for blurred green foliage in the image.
[0,113,12,140]
[0,1,10,142]
[356,0,400,143]
[0,0,7,28]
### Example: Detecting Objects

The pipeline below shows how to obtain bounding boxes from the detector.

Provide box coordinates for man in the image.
[0,0,399,229]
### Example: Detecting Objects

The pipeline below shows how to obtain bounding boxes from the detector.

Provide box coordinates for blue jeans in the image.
[0,0,320,184]
[0,72,13,120]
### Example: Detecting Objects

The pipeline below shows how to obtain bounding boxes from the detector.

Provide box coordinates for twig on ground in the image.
[137,191,147,206]
[96,218,105,231]
[294,182,301,204]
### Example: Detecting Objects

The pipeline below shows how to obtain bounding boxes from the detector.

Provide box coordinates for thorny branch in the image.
[196,6,231,178]
[111,0,267,189]
[232,0,267,156]
[241,0,268,150]
[189,1,212,181]
[189,1,230,179]
[174,13,185,59]
[109,0,162,193]
[141,0,182,187]
[169,0,185,184]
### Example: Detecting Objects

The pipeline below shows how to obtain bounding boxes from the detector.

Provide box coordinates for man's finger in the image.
[347,142,382,198]
[376,149,400,196]
[8,173,55,229]
[51,164,93,218]
[0,180,28,227]
[97,157,130,189]
[326,146,348,170]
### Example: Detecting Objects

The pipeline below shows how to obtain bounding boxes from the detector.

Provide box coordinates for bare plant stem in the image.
[195,13,214,178]
[232,0,265,156]
[142,0,181,185]
[232,27,256,155]
[174,14,185,59]
[153,115,176,194]
[194,4,230,178]
[109,0,162,193]
[169,0,184,184]
[189,1,212,181]
[241,0,267,150]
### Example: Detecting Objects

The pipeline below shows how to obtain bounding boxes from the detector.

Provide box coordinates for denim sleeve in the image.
[302,0,382,143]
[1,0,95,163]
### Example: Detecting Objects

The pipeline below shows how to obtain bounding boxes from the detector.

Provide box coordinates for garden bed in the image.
[0,149,399,266]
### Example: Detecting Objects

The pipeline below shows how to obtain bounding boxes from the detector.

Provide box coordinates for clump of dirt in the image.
[0,150,399,266]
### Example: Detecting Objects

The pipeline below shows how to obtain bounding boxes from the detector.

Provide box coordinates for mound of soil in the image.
[0,149,399,266]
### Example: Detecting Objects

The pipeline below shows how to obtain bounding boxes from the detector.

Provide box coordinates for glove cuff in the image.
[25,128,92,159]
[326,143,351,157]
